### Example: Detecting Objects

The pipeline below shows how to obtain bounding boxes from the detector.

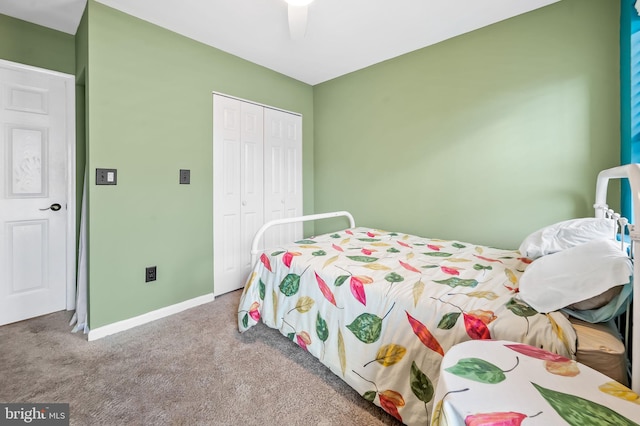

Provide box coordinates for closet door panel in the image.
[214,96,244,295]
[283,119,302,244]
[264,108,302,249]
[214,94,302,295]
[240,102,264,271]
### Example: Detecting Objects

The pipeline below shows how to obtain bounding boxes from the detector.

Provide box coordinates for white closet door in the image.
[264,108,302,250]
[239,103,264,273]
[213,95,264,296]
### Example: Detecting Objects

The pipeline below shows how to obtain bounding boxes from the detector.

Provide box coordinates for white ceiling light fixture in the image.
[285,0,314,40]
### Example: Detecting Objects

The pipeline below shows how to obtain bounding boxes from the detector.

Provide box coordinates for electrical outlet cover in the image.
[145,266,157,282]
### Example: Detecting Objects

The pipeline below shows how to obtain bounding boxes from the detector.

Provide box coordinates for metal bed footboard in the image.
[250,211,356,266]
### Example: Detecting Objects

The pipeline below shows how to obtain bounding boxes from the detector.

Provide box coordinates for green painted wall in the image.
[0,14,75,74]
[86,1,314,328]
[75,9,88,259]
[313,0,619,249]
[75,9,88,78]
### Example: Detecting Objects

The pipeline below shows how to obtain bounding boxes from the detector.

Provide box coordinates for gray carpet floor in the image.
[0,289,401,425]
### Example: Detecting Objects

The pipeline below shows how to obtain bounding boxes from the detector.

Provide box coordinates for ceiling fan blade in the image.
[288,4,308,40]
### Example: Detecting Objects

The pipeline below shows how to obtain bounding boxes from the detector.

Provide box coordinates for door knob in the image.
[40,203,62,211]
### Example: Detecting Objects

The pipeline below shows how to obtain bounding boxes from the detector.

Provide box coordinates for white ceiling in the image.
[0,0,561,85]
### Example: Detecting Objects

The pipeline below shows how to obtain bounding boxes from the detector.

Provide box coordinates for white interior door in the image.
[264,108,302,250]
[0,60,74,326]
[213,95,264,296]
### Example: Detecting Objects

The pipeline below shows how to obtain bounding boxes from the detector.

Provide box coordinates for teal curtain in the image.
[621,0,640,220]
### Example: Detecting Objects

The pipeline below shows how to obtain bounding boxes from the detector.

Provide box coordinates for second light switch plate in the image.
[96,168,117,185]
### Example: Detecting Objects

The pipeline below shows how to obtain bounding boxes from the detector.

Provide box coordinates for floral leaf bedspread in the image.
[433,340,640,425]
[237,227,577,425]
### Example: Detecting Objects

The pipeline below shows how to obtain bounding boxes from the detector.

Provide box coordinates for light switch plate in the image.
[96,168,117,185]
[179,169,190,184]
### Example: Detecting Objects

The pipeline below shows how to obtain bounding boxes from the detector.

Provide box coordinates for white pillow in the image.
[518,239,632,313]
[519,218,616,260]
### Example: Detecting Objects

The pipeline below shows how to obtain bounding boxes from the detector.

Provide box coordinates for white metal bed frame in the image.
[248,165,639,393]
[249,210,355,266]
[594,164,639,393]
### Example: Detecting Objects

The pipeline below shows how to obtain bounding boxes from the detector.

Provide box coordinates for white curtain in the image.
[70,167,88,334]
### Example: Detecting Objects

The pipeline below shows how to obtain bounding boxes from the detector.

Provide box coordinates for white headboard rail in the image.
[250,211,356,266]
[594,164,640,392]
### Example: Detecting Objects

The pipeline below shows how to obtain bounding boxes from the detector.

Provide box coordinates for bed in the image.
[237,164,639,425]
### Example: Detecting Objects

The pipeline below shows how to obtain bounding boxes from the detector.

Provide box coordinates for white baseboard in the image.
[87,293,215,341]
